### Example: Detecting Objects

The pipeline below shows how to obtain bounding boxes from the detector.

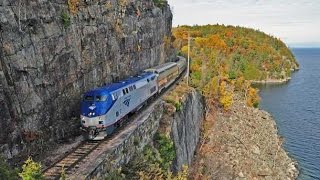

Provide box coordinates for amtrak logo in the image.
[89,105,96,110]
[123,98,130,107]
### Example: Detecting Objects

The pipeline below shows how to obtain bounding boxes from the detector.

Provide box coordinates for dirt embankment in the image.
[190,94,298,179]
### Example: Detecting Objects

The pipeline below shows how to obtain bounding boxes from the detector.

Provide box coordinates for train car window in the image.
[147,79,150,82]
[122,89,126,95]
[129,86,133,91]
[84,96,94,101]
[151,76,155,81]
[133,85,136,89]
[126,88,129,94]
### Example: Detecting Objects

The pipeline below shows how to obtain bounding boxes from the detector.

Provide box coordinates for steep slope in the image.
[0,0,173,161]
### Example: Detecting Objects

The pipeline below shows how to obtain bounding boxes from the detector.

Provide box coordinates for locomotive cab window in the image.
[84,95,94,101]
[96,95,107,102]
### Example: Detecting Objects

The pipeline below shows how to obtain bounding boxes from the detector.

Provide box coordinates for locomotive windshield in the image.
[83,95,108,102]
[96,95,108,102]
[84,95,94,101]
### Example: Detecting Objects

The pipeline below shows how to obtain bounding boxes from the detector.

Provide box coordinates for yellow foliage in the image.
[246,87,260,108]
[19,157,43,180]
[203,76,219,98]
[235,76,245,91]
[219,92,233,110]
[137,163,164,180]
[219,81,233,110]
[68,0,80,14]
[163,36,171,51]
[173,165,188,180]
[181,45,188,56]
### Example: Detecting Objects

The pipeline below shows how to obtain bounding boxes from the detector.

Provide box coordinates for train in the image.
[80,56,187,140]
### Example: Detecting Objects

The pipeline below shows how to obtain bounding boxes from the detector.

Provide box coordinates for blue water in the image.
[258,48,320,180]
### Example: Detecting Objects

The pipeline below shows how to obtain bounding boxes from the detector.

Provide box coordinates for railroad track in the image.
[42,141,102,179]
[42,70,187,180]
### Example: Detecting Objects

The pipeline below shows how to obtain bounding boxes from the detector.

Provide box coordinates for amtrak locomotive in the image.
[80,56,187,140]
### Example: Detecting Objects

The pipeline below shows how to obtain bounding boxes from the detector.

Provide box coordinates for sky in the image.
[167,0,320,48]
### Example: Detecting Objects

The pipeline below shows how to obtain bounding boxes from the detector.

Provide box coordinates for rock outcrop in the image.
[170,87,205,172]
[190,94,298,179]
[0,0,173,160]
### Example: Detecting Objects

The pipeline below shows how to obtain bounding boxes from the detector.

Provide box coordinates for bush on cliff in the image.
[19,157,43,180]
[122,133,187,179]
[0,156,19,180]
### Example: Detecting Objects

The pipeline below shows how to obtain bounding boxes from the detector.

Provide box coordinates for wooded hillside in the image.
[173,24,299,108]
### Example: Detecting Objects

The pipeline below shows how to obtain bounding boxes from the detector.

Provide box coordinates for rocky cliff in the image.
[163,85,205,172]
[0,0,173,160]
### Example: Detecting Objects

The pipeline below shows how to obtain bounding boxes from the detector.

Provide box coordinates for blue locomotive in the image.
[80,56,187,140]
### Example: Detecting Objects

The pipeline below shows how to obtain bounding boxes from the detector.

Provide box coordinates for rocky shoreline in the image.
[190,94,299,179]
[250,78,291,85]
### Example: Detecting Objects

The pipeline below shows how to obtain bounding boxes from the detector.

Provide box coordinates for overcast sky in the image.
[168,0,320,47]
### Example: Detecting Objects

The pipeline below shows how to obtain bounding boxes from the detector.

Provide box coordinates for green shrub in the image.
[175,101,182,111]
[155,133,176,170]
[106,168,125,180]
[0,156,19,180]
[228,70,237,79]
[153,0,167,8]
[19,157,43,180]
[61,12,71,28]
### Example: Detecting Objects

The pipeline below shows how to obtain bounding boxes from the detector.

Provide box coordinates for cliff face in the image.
[0,0,173,160]
[170,88,204,172]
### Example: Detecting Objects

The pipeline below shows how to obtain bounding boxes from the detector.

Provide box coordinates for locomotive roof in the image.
[84,72,154,95]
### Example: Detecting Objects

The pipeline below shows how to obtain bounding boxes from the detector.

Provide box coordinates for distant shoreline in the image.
[250,78,291,85]
[251,68,299,85]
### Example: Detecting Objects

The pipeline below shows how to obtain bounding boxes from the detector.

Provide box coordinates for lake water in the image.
[258,48,320,180]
